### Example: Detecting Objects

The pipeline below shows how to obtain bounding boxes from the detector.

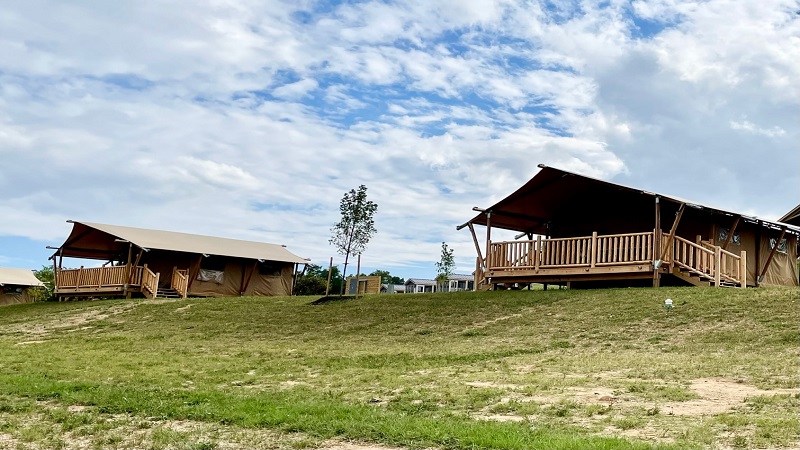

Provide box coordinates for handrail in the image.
[486,230,747,288]
[671,236,746,287]
[141,266,160,299]
[56,265,137,289]
[488,231,654,271]
[171,268,189,299]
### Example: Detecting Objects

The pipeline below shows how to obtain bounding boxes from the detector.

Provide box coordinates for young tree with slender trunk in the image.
[330,185,378,295]
[435,242,455,291]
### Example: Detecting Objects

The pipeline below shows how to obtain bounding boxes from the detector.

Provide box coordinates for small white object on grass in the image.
[665,298,673,311]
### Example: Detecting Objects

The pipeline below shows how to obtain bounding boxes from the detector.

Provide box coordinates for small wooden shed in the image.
[0,268,44,306]
[345,275,382,295]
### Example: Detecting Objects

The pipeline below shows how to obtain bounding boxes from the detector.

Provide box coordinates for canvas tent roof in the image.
[464,164,800,235]
[0,268,44,287]
[779,204,800,227]
[56,221,308,264]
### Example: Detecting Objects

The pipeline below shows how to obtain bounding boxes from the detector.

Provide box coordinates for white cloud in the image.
[0,0,796,276]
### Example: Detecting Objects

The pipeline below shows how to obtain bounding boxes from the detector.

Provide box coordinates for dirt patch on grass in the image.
[480,377,798,419]
[661,378,798,416]
[7,303,138,339]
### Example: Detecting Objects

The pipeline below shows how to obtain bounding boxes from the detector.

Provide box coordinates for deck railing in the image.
[171,267,189,299]
[488,231,746,287]
[141,266,159,299]
[668,236,746,286]
[56,264,138,289]
[489,231,655,271]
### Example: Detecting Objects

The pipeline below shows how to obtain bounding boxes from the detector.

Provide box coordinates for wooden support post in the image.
[485,212,492,269]
[739,251,747,288]
[721,216,741,250]
[466,222,485,269]
[653,196,662,288]
[535,235,541,272]
[759,228,786,282]
[755,221,762,287]
[355,254,361,296]
[660,203,685,262]
[714,246,722,286]
[590,231,598,268]
[325,257,333,296]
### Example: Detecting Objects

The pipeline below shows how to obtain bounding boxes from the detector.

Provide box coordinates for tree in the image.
[435,242,455,290]
[33,265,56,302]
[330,185,378,294]
[369,269,404,285]
[295,264,343,296]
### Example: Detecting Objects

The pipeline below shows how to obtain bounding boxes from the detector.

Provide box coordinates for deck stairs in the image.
[156,287,182,299]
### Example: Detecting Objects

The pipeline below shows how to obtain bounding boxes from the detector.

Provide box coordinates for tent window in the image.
[769,237,787,254]
[258,262,282,276]
[717,227,740,245]
[200,256,227,271]
[197,269,224,284]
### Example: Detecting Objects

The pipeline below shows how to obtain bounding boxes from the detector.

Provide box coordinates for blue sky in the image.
[1,0,798,279]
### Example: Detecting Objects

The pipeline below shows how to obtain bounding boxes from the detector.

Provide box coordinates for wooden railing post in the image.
[590,232,597,268]
[714,247,722,286]
[739,251,747,288]
[535,235,541,272]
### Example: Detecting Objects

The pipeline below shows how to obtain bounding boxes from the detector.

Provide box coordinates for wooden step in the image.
[156,288,182,299]
[671,268,711,287]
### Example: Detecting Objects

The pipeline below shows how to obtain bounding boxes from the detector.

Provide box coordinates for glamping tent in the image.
[459,165,799,290]
[779,205,800,227]
[51,221,308,300]
[0,268,44,306]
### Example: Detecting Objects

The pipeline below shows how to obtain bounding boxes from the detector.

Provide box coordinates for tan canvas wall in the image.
[188,259,294,297]
[0,287,35,306]
[712,222,799,287]
[758,233,798,287]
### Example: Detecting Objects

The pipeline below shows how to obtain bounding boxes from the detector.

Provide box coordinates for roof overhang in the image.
[460,164,800,235]
[779,204,800,227]
[0,268,44,287]
[53,221,309,264]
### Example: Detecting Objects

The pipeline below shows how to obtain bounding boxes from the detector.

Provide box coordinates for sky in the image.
[1,0,798,279]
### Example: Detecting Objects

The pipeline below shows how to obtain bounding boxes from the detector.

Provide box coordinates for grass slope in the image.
[0,286,797,449]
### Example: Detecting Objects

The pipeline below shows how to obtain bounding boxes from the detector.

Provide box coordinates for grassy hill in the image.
[0,286,797,449]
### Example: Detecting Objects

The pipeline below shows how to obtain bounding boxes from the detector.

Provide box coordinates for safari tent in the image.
[51,221,308,300]
[459,165,799,290]
[0,268,44,306]
[779,204,800,227]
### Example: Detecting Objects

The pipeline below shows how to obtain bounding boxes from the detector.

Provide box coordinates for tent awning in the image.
[463,164,800,235]
[0,268,44,287]
[55,221,309,264]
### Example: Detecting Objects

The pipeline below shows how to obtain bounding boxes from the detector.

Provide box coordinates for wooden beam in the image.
[720,216,741,250]
[467,222,485,267]
[755,221,762,287]
[485,212,493,271]
[659,203,686,262]
[325,257,333,296]
[653,196,662,287]
[759,227,786,281]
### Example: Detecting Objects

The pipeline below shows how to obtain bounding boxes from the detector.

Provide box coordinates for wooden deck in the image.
[55,264,188,300]
[478,231,747,289]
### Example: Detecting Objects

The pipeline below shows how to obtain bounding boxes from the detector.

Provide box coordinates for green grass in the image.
[0,286,797,449]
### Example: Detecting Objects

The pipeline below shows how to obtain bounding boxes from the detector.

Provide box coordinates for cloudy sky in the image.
[1,0,798,278]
